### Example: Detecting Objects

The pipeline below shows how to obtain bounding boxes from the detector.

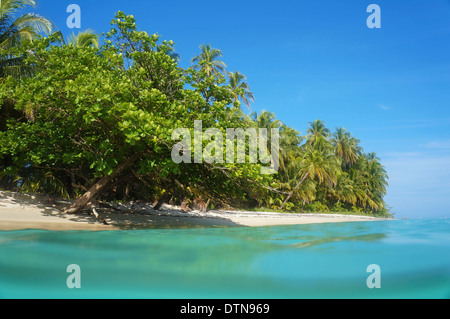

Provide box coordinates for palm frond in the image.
[191,43,227,77]
[10,12,53,35]
[68,29,99,48]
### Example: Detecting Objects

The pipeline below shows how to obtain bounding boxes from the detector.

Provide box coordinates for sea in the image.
[0,218,448,299]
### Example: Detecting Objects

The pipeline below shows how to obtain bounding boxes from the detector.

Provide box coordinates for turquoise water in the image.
[0,219,449,298]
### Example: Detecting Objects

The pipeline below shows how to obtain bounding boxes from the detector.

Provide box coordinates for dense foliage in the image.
[0,12,391,216]
[0,0,53,78]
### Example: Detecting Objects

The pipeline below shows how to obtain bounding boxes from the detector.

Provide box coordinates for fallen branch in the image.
[87,202,110,225]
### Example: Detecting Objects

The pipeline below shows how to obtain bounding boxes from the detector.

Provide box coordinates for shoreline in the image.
[0,191,389,231]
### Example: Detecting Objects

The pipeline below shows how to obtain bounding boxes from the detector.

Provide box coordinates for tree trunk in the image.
[70,172,77,198]
[87,202,110,225]
[204,198,210,213]
[281,173,309,210]
[63,157,135,214]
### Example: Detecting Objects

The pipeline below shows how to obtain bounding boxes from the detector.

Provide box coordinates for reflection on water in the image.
[0,219,449,298]
[289,233,387,248]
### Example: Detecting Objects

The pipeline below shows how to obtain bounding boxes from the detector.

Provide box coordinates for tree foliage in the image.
[0,0,53,79]
[0,12,390,217]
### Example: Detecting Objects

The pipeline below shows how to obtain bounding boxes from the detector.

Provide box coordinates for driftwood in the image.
[87,202,110,225]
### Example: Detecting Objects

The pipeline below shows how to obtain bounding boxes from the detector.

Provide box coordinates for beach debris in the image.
[87,202,110,225]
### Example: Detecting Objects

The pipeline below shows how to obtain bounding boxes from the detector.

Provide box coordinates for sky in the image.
[27,0,450,219]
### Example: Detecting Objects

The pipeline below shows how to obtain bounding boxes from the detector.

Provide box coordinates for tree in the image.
[306,119,331,148]
[250,110,282,152]
[347,152,388,212]
[0,0,53,78]
[281,145,340,209]
[332,172,357,206]
[0,12,269,213]
[191,44,227,77]
[365,152,388,208]
[0,11,390,217]
[68,30,99,48]
[277,124,303,180]
[251,111,282,131]
[1,13,186,213]
[331,127,359,168]
[228,71,254,110]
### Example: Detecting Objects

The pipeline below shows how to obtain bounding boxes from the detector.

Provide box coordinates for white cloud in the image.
[378,104,390,111]
[424,140,450,150]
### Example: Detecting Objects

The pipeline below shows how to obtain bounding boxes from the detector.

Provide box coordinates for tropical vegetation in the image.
[0,0,53,78]
[0,10,391,217]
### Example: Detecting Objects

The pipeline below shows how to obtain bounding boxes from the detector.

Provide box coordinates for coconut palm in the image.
[277,125,303,182]
[191,43,227,77]
[332,172,357,206]
[281,145,340,209]
[251,111,282,130]
[347,152,388,212]
[0,0,53,78]
[68,30,99,48]
[365,152,388,198]
[306,119,331,148]
[228,71,254,110]
[250,110,283,148]
[279,125,302,158]
[331,127,359,168]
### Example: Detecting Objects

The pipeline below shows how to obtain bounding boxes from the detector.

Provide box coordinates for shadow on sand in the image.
[0,191,242,230]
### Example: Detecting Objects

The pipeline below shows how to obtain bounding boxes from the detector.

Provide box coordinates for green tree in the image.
[347,152,388,212]
[250,111,282,156]
[331,172,357,207]
[0,11,390,217]
[0,12,270,213]
[251,111,282,130]
[331,127,359,168]
[306,119,331,148]
[281,145,340,209]
[191,44,227,77]
[68,30,99,48]
[228,71,254,110]
[364,152,388,209]
[0,0,53,78]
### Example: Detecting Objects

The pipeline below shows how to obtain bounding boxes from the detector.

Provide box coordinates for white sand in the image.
[0,191,388,230]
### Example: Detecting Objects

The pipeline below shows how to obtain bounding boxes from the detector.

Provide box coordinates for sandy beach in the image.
[0,191,387,231]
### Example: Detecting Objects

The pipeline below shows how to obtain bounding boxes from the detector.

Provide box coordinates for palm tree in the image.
[331,127,359,168]
[365,152,388,199]
[251,111,282,130]
[279,125,302,158]
[276,125,303,182]
[281,145,340,209]
[348,152,388,212]
[0,0,53,78]
[332,172,357,206]
[191,43,227,77]
[280,163,317,206]
[228,71,254,110]
[68,30,99,48]
[306,119,331,148]
[250,110,282,147]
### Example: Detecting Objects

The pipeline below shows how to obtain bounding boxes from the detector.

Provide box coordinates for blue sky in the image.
[31,0,450,218]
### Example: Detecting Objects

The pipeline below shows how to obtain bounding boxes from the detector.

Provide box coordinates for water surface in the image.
[0,219,448,298]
